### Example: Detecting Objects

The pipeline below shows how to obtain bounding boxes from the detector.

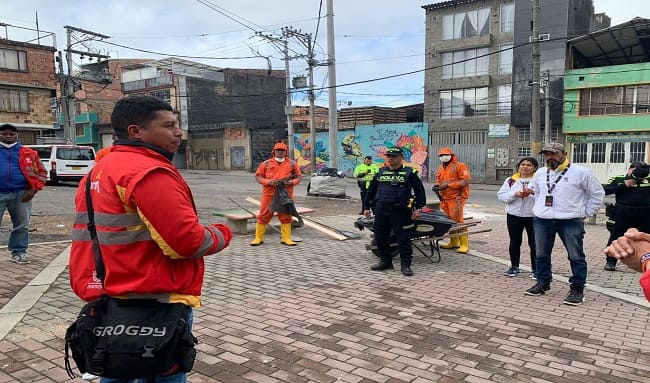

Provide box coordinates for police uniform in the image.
[363,147,426,276]
[603,162,650,269]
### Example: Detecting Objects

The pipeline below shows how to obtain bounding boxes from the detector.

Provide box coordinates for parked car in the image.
[26,145,95,185]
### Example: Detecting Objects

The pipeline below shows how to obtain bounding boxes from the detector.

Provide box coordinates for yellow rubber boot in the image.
[456,235,469,253]
[440,236,460,249]
[280,223,297,246]
[250,223,267,246]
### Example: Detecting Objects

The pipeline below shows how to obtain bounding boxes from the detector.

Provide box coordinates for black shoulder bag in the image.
[64,173,198,380]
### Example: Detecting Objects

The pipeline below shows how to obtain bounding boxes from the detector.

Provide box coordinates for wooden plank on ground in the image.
[244,197,347,241]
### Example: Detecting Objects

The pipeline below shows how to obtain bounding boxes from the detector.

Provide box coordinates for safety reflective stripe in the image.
[71,228,152,244]
[194,226,227,257]
[74,212,144,227]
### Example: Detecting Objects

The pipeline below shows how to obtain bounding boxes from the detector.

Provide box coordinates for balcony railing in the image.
[122,75,173,92]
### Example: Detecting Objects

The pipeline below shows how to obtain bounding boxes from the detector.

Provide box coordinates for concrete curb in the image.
[0,245,70,340]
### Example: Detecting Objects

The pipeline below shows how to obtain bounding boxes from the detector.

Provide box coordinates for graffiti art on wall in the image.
[293,123,429,178]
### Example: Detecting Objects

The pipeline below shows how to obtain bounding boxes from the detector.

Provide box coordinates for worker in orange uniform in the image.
[251,142,302,246]
[94,133,117,163]
[434,147,471,253]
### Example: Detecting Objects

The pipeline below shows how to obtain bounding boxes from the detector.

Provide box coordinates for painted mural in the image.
[294,123,429,178]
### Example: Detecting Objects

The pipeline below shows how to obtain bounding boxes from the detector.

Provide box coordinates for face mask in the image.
[0,141,18,149]
[274,157,286,162]
[439,155,452,163]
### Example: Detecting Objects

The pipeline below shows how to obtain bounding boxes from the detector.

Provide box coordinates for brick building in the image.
[0,38,57,144]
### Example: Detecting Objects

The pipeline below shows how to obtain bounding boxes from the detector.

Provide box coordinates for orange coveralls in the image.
[255,159,302,224]
[436,155,471,223]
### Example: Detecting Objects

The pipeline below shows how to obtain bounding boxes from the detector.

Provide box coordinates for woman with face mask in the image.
[497,157,539,278]
[434,147,471,253]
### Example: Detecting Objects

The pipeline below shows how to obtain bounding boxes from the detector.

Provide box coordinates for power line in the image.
[96,40,261,60]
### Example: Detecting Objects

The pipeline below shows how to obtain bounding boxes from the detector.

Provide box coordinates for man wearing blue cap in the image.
[363,146,426,276]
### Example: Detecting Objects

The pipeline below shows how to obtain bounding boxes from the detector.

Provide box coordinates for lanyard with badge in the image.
[545,164,570,206]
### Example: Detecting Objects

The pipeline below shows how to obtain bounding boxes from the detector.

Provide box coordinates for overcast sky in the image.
[1,0,646,108]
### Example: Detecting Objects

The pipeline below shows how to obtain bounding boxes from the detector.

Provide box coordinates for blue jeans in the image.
[0,190,32,255]
[100,307,193,383]
[534,217,587,288]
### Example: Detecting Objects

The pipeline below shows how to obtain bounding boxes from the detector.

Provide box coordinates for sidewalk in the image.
[1,209,649,382]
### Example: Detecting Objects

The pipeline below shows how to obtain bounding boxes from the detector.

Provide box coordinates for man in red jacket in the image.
[604,228,650,302]
[69,96,232,382]
[0,123,47,264]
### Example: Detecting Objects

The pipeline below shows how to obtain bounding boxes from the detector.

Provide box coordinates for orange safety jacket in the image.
[69,144,231,307]
[255,158,301,197]
[19,146,47,191]
[436,155,471,200]
[641,271,650,302]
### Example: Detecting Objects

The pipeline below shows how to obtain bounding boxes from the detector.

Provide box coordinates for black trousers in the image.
[506,214,536,270]
[606,205,650,264]
[373,206,413,266]
[359,186,368,211]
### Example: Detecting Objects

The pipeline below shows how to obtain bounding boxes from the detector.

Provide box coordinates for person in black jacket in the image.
[602,161,650,271]
[363,146,427,276]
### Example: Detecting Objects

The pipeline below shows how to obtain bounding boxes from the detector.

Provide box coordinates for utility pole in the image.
[530,0,542,154]
[257,30,297,160]
[57,51,70,142]
[307,33,317,174]
[64,26,110,144]
[283,38,295,160]
[543,70,551,143]
[326,0,339,169]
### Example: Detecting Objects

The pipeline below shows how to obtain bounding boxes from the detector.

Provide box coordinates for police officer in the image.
[363,147,426,276]
[603,161,650,271]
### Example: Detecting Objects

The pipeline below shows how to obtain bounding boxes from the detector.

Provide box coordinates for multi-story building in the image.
[0,38,57,144]
[73,59,148,149]
[422,0,607,182]
[121,58,287,170]
[563,18,650,182]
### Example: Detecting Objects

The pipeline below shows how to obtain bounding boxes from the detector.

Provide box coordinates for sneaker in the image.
[530,272,537,280]
[11,253,30,264]
[604,263,616,271]
[563,286,585,306]
[525,283,550,296]
[503,267,521,277]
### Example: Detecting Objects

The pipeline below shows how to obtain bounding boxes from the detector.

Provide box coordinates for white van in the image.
[27,145,95,185]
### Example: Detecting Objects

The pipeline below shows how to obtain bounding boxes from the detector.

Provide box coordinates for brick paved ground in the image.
[1,206,649,382]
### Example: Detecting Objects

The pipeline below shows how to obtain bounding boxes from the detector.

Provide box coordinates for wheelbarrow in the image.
[354,209,491,263]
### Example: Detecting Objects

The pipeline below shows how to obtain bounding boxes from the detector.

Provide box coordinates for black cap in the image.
[0,123,18,132]
[385,147,404,156]
[364,155,372,160]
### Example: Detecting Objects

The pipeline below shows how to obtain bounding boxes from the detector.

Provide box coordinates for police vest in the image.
[375,166,414,206]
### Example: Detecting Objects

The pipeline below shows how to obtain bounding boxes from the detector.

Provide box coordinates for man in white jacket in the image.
[524,143,604,305]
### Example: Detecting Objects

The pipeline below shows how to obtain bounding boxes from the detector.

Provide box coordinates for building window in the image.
[549,127,560,142]
[75,123,85,137]
[630,141,646,162]
[440,87,488,119]
[579,85,650,116]
[501,3,515,33]
[518,147,531,157]
[0,48,28,71]
[441,48,488,79]
[149,89,171,104]
[573,143,587,163]
[610,142,625,163]
[591,142,606,163]
[497,85,511,115]
[0,88,29,112]
[442,8,490,40]
[498,44,513,74]
[517,127,530,142]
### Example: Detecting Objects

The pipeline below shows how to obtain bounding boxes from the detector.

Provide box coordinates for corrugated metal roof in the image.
[568,17,650,68]
[422,0,482,11]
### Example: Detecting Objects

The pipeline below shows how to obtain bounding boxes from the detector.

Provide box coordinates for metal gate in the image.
[250,127,286,172]
[190,130,224,170]
[428,131,486,182]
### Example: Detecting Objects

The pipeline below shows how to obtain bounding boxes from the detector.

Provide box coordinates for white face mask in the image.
[439,155,452,163]
[274,157,286,162]
[0,141,18,148]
